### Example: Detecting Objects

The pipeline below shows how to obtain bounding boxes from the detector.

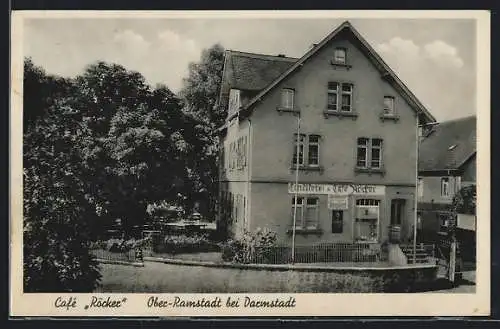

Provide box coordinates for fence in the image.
[90,248,142,263]
[249,243,387,264]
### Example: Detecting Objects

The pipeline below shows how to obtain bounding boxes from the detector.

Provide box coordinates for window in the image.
[291,197,304,228]
[356,137,383,170]
[333,48,346,64]
[331,210,343,233]
[418,178,424,198]
[341,84,353,112]
[383,96,395,116]
[293,134,321,168]
[355,199,380,242]
[308,135,320,166]
[281,89,294,110]
[292,134,305,166]
[390,199,406,226]
[291,197,319,229]
[327,82,338,111]
[441,177,450,197]
[327,82,353,112]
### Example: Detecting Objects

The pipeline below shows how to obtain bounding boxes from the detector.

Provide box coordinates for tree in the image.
[24,99,102,292]
[450,185,476,216]
[179,44,225,218]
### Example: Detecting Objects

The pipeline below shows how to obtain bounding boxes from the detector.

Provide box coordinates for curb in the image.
[143,256,438,273]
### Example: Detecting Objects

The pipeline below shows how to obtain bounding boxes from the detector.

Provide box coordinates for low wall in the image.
[134,257,438,293]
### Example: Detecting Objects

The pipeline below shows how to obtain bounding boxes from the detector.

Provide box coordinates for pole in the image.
[291,113,301,263]
[413,116,419,264]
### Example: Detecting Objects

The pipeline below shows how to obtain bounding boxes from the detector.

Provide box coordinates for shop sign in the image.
[328,195,349,210]
[288,182,385,196]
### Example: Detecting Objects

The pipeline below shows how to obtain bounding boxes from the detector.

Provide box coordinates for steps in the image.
[400,244,432,264]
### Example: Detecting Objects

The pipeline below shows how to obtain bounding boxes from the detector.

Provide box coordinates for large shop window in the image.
[291,197,319,229]
[355,199,380,242]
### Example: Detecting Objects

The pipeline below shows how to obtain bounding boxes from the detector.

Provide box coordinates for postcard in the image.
[10,9,490,317]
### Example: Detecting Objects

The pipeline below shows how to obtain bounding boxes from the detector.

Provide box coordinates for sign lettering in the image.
[288,183,385,196]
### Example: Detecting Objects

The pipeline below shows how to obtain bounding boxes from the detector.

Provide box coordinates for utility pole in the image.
[291,112,301,264]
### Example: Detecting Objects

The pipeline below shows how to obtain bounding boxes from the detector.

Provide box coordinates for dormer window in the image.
[281,88,295,110]
[333,48,346,64]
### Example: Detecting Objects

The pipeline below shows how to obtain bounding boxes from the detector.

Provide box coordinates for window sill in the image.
[379,114,400,122]
[323,110,358,120]
[330,61,352,69]
[354,167,386,176]
[276,107,300,114]
[287,228,323,236]
[290,165,324,172]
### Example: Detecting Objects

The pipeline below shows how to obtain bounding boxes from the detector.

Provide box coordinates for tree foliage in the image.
[179,44,225,218]
[23,44,226,291]
[450,185,476,215]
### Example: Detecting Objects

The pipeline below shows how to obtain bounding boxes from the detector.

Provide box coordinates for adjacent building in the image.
[216,21,436,247]
[417,115,477,245]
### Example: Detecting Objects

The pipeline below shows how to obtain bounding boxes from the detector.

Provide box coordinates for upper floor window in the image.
[441,177,450,197]
[293,134,321,168]
[418,178,424,198]
[357,137,383,169]
[383,96,395,116]
[333,48,346,64]
[327,82,353,112]
[281,88,295,110]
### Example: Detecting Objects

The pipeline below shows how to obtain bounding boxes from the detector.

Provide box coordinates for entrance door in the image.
[331,210,343,233]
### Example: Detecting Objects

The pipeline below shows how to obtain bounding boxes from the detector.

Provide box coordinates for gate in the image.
[436,235,462,283]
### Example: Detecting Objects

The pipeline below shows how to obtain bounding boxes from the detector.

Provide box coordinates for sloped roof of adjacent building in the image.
[418,115,476,172]
[218,20,436,125]
[218,51,297,114]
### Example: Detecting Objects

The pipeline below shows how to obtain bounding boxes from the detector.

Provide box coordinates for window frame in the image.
[356,137,383,170]
[281,88,295,110]
[333,47,347,64]
[383,96,396,116]
[293,134,322,168]
[307,135,320,167]
[327,81,353,113]
[291,196,319,230]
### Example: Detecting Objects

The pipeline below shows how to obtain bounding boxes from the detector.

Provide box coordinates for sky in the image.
[23,16,477,121]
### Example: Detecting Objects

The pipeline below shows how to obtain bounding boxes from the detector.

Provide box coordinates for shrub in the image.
[221,228,278,264]
[89,237,152,253]
[154,233,219,254]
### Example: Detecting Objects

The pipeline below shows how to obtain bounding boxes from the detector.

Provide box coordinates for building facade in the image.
[217,21,436,246]
[417,116,477,240]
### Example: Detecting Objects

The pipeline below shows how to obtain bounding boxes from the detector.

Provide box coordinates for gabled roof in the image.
[234,20,436,124]
[418,115,476,172]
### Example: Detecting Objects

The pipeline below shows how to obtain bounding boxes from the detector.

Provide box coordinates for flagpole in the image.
[291,112,301,264]
[413,116,419,264]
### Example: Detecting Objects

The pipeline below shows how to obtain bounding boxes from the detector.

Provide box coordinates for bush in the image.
[221,228,278,264]
[89,237,152,253]
[154,233,219,254]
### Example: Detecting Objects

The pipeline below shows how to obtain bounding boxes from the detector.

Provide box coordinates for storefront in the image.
[251,182,416,245]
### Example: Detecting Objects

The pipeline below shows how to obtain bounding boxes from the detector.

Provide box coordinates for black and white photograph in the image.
[10,10,490,317]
